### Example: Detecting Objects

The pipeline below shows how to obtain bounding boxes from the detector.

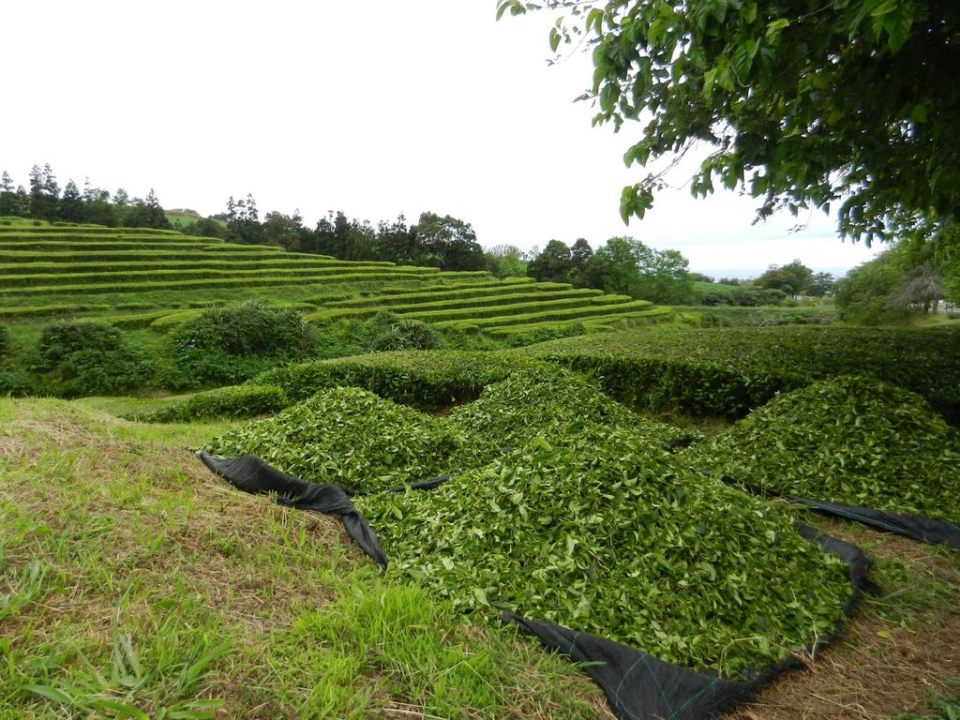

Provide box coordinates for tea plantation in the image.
[2,219,959,719]
[0,220,669,334]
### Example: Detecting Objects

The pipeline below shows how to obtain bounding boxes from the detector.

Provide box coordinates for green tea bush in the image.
[0,325,7,356]
[251,350,536,410]
[362,312,441,352]
[163,301,315,390]
[521,326,960,422]
[31,321,153,396]
[356,423,851,678]
[144,384,288,423]
[685,376,960,520]
[207,387,496,493]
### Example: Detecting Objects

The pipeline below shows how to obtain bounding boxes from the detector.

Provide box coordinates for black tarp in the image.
[198,451,388,567]
[504,525,877,720]
[716,474,960,551]
[199,454,879,720]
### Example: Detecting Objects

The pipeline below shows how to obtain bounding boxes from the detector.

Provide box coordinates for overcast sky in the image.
[2,1,882,277]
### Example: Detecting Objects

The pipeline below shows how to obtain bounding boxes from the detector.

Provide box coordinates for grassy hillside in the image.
[0,398,602,719]
[0,220,670,340]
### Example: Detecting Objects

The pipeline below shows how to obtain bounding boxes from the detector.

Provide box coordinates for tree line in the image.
[2,163,853,308]
[0,164,169,229]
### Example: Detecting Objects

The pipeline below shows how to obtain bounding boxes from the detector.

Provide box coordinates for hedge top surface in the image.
[684,376,960,520]
[519,325,960,414]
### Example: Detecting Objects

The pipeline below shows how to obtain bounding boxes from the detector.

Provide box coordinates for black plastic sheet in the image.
[717,474,960,551]
[198,451,388,567]
[504,524,877,720]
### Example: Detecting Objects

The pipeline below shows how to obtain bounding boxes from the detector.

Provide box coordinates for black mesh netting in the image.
[198,451,388,567]
[716,474,960,551]
[198,453,893,720]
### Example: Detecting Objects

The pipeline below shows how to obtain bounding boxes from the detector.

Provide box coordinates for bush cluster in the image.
[31,321,153,396]
[163,301,315,390]
[144,384,288,423]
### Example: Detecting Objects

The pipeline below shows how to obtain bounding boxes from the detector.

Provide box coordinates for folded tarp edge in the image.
[197,451,388,567]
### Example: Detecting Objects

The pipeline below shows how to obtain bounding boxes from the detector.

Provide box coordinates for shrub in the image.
[32,321,153,396]
[0,325,7,356]
[144,384,288,423]
[0,369,33,396]
[162,301,314,390]
[251,350,534,410]
[365,314,441,352]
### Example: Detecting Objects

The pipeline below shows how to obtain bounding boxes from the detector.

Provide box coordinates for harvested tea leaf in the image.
[686,376,960,520]
[357,424,851,678]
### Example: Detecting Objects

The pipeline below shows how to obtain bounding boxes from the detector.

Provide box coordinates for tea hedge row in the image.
[0,258,390,275]
[0,233,217,245]
[0,265,426,288]
[486,306,674,335]
[520,326,960,421]
[0,226,183,236]
[323,281,572,310]
[0,249,313,264]
[311,294,631,324]
[251,350,538,410]
[0,271,442,297]
[0,241,257,253]
[142,384,289,423]
[0,303,112,319]
[434,300,655,330]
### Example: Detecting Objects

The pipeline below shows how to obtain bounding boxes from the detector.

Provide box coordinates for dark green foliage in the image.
[501,0,960,246]
[754,261,813,296]
[32,321,153,396]
[416,212,486,272]
[0,368,32,396]
[521,326,960,423]
[163,301,314,390]
[361,311,441,352]
[685,377,960,520]
[0,325,6,356]
[144,385,288,423]
[207,387,495,493]
[251,350,534,410]
[357,421,850,677]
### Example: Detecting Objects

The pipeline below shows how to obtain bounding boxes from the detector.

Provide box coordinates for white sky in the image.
[2,1,882,277]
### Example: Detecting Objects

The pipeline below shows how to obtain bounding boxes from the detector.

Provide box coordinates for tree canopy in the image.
[497,0,960,249]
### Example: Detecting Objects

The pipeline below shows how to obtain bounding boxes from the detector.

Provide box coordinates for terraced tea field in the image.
[0,221,671,335]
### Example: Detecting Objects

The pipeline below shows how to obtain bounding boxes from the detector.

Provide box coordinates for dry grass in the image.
[724,522,960,720]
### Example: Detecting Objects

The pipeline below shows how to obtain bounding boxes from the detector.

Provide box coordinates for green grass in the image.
[0,398,602,719]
